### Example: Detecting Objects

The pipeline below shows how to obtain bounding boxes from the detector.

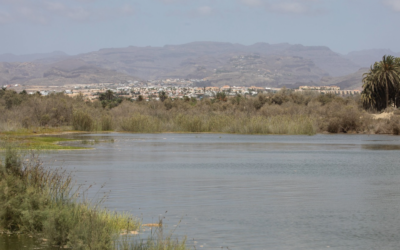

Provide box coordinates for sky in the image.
[0,0,399,55]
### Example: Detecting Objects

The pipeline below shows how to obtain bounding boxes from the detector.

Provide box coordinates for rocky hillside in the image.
[320,68,369,90]
[2,42,396,89]
[202,54,328,87]
[0,59,139,86]
[74,42,359,80]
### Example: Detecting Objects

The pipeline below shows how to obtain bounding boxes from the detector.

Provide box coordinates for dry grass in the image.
[1,89,400,135]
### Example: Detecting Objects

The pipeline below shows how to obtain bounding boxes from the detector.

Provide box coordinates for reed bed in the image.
[1,89,400,135]
[117,113,315,135]
[0,145,188,250]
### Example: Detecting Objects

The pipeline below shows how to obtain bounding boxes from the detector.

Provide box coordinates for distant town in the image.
[2,78,361,101]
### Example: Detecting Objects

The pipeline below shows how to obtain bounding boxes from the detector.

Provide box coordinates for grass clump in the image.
[0,146,188,250]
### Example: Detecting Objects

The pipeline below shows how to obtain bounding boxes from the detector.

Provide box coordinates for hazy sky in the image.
[0,0,399,55]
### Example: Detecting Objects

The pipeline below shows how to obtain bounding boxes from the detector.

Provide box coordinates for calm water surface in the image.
[8,134,400,249]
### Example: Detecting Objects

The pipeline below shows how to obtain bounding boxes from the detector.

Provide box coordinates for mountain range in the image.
[1,42,398,89]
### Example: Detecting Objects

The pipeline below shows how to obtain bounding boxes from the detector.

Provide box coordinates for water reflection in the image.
[362,144,400,150]
[0,235,54,250]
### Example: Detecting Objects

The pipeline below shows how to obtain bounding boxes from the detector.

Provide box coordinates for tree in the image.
[3,90,22,109]
[99,90,115,101]
[215,92,227,102]
[159,91,168,102]
[0,88,6,98]
[362,55,400,110]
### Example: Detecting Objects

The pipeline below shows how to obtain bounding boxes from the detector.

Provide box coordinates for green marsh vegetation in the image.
[1,81,400,136]
[0,145,187,250]
[1,136,86,150]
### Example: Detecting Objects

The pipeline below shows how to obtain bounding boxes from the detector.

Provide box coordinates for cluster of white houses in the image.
[296,86,361,96]
[3,82,361,101]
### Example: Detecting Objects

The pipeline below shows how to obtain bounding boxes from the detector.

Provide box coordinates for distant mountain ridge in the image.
[0,51,69,63]
[76,42,360,78]
[344,49,400,68]
[0,42,398,89]
[0,59,140,87]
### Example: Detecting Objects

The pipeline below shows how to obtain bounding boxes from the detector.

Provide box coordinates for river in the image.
[2,133,400,249]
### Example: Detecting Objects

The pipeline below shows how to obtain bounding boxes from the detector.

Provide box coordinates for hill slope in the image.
[2,42,393,88]
[320,68,368,90]
[0,51,69,63]
[75,42,358,80]
[0,59,139,86]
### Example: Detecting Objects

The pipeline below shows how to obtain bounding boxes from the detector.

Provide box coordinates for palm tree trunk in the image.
[386,82,389,109]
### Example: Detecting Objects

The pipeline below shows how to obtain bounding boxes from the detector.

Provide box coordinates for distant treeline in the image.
[1,87,400,135]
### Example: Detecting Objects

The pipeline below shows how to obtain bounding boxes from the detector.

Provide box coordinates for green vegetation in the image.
[21,136,84,150]
[159,91,168,102]
[362,55,400,110]
[99,90,124,109]
[0,133,86,150]
[0,146,187,250]
[1,85,400,135]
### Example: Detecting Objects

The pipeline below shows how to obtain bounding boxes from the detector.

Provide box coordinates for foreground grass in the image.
[0,147,187,250]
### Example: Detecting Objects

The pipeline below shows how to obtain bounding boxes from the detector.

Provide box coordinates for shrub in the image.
[327,118,340,133]
[101,115,113,131]
[120,114,161,133]
[390,117,400,135]
[72,110,94,131]
[338,106,360,133]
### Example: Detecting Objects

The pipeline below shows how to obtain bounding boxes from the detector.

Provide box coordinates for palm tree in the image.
[362,55,400,110]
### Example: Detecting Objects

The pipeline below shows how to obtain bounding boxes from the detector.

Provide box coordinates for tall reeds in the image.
[118,113,316,135]
[0,146,187,249]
